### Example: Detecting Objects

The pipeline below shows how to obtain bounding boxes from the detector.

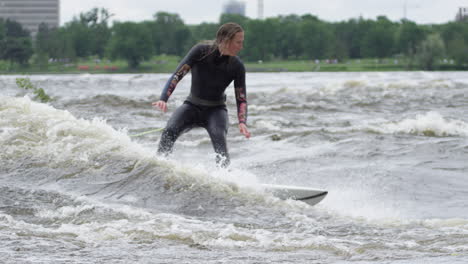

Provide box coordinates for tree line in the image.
[1,8,468,70]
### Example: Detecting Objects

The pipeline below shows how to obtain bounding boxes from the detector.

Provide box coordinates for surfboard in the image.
[262,184,328,206]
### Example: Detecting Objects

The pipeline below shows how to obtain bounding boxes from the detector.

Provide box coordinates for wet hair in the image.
[215,22,244,47]
[199,22,244,60]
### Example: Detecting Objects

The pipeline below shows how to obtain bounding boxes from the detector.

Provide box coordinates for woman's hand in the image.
[239,123,251,139]
[152,100,167,112]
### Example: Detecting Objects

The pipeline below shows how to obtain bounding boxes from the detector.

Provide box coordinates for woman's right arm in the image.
[153,45,204,111]
[158,63,191,103]
[152,100,168,112]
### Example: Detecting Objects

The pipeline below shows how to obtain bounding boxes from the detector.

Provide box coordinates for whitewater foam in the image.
[1,96,308,214]
[378,112,468,137]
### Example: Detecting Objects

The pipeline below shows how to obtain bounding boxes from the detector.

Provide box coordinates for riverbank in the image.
[0,55,465,74]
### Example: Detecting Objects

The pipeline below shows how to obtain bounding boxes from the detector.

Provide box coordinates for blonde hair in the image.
[215,22,244,46]
[198,23,243,60]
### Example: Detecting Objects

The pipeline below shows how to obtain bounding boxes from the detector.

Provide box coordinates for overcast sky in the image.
[60,0,468,25]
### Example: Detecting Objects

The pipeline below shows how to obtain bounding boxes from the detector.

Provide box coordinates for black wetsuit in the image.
[157,44,248,167]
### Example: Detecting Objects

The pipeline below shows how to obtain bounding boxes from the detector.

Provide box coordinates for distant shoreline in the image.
[1,57,466,75]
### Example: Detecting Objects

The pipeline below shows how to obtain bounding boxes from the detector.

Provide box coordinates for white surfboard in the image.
[262,184,328,206]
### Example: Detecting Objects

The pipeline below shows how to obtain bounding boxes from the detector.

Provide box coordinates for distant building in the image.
[258,0,264,19]
[0,0,60,36]
[223,0,246,16]
[456,7,468,22]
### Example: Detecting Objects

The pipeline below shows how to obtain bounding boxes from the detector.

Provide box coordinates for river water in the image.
[1,72,467,263]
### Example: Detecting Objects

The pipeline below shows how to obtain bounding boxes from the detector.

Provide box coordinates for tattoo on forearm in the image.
[235,87,247,123]
[167,64,191,97]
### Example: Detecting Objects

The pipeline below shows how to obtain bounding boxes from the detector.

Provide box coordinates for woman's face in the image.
[223,31,244,56]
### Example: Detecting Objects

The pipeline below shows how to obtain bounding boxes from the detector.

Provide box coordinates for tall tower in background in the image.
[258,0,264,19]
[403,0,407,20]
[456,7,468,22]
[223,0,246,16]
[0,0,60,36]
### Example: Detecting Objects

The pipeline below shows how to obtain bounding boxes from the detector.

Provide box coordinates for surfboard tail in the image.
[262,184,328,206]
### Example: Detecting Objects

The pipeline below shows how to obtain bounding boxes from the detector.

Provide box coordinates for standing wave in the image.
[0,96,287,216]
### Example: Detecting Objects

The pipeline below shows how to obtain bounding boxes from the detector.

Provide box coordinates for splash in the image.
[0,96,291,212]
[375,112,468,137]
[0,95,151,165]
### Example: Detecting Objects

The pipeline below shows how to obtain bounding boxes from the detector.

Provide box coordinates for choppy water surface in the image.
[1,72,467,263]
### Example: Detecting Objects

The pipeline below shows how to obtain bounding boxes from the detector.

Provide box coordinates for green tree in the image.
[243,19,277,61]
[446,35,468,67]
[63,20,90,58]
[275,15,302,59]
[149,12,191,56]
[107,22,153,69]
[299,15,333,59]
[81,8,112,58]
[2,19,33,66]
[416,33,445,70]
[397,19,426,68]
[349,17,373,58]
[49,28,77,61]
[60,8,112,60]
[361,16,397,58]
[35,23,53,68]
[0,19,5,58]
[219,13,249,28]
[397,20,426,54]
[36,23,52,54]
[332,21,352,60]
[189,22,219,43]
[440,22,468,67]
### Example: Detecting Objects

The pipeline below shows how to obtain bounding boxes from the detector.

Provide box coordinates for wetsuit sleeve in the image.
[234,62,248,124]
[159,45,203,102]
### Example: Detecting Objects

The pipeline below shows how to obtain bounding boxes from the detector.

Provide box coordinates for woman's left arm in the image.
[234,62,250,138]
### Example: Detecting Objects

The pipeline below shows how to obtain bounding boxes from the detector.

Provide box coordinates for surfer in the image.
[152,22,250,168]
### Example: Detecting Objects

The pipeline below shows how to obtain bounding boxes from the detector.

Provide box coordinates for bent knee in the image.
[207,126,227,139]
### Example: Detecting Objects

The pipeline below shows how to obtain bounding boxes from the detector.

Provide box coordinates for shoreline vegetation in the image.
[0,55,464,75]
[1,9,468,75]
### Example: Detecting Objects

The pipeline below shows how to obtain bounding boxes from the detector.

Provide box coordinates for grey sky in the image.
[60,0,468,25]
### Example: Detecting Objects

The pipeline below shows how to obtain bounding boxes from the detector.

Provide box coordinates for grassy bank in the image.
[0,56,464,74]
[245,58,464,72]
[0,55,180,75]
